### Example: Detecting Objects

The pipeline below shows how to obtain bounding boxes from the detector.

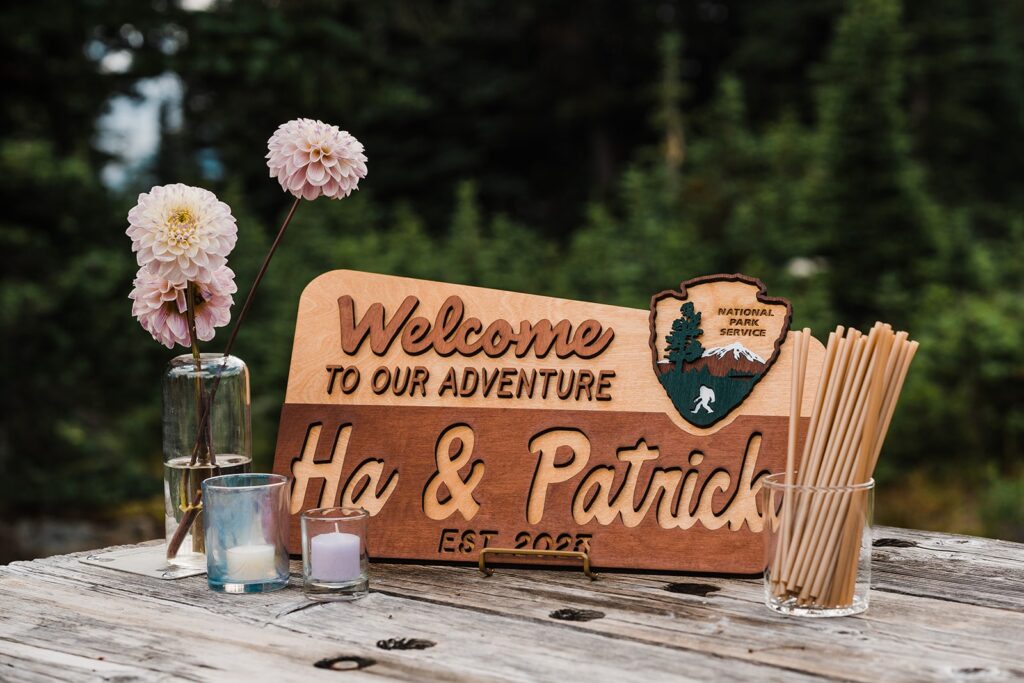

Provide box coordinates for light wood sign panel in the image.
[272,270,824,573]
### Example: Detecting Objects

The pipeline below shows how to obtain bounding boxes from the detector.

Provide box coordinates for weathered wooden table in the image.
[1,526,1022,682]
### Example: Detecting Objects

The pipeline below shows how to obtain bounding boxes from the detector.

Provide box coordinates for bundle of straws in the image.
[769,322,918,607]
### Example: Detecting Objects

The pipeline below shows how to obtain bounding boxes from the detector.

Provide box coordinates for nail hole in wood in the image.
[313,656,376,671]
[873,538,916,548]
[665,582,721,597]
[549,608,604,622]
[376,638,436,651]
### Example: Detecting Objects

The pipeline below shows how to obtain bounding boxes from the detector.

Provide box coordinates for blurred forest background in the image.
[2,0,1023,561]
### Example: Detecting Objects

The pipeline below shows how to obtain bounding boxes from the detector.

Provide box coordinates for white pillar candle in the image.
[310,532,362,582]
[225,544,278,581]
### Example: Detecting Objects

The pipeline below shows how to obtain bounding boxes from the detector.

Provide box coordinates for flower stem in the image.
[167,196,302,561]
[191,195,301,454]
[180,282,217,556]
[184,282,214,466]
[222,196,303,361]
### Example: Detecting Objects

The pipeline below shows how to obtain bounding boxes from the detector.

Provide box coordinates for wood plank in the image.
[1,640,148,683]
[0,556,822,682]
[869,527,1024,610]
[364,562,1024,681]
[276,405,796,572]
[1,527,1022,682]
[0,577,388,683]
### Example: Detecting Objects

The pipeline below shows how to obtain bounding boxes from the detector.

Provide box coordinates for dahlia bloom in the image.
[266,118,368,200]
[129,265,237,349]
[126,184,237,284]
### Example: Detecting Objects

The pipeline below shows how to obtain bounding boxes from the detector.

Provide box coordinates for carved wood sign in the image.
[272,271,824,573]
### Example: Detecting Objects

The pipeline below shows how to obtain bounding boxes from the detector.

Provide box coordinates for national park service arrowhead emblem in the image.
[649,274,792,428]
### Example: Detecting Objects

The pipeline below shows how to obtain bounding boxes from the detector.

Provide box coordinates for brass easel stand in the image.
[478,548,596,580]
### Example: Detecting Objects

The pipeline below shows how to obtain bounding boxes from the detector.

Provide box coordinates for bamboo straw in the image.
[773,328,830,591]
[769,321,917,610]
[789,331,874,592]
[773,329,811,585]
[798,325,897,598]
[778,329,851,588]
[797,328,853,487]
[828,337,918,603]
[775,331,803,580]
[800,328,891,599]
[826,507,862,605]
[865,340,918,477]
[860,329,898,471]
[830,328,900,602]
[800,328,842,477]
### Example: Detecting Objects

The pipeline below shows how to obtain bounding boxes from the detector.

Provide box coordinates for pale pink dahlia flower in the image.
[126,184,237,284]
[129,265,237,349]
[266,118,368,200]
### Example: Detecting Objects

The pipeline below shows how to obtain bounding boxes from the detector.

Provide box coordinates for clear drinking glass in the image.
[163,354,252,569]
[202,473,290,594]
[761,473,874,617]
[301,507,369,600]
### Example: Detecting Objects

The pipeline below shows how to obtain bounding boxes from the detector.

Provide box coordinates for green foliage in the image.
[810,0,936,328]
[2,0,1023,541]
[904,0,1024,209]
[980,467,1024,541]
[0,138,161,509]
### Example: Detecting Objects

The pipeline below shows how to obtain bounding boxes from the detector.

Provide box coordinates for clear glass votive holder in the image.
[761,473,874,617]
[202,473,290,594]
[302,507,369,601]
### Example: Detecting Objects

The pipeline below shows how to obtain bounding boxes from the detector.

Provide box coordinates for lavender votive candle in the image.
[301,507,369,600]
[310,532,361,581]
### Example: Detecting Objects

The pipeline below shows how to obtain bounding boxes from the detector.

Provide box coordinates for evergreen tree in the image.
[665,303,704,370]
[3,0,1024,545]
[654,32,687,175]
[904,0,1024,212]
[811,0,936,327]
[447,181,484,285]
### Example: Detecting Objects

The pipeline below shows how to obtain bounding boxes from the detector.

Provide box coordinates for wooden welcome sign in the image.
[272,271,824,573]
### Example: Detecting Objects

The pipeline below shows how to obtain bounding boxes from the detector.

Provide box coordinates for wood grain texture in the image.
[273,271,825,572]
[1,526,1022,682]
[274,407,802,572]
[279,270,824,433]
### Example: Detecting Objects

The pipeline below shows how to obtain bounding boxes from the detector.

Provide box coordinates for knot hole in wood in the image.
[313,655,377,671]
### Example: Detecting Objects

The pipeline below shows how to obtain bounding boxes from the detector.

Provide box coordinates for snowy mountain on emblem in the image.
[701,342,767,365]
[655,341,768,378]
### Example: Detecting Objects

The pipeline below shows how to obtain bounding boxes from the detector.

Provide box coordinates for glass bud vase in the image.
[163,354,252,569]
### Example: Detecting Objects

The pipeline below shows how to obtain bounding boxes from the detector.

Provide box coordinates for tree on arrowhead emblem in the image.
[665,302,704,371]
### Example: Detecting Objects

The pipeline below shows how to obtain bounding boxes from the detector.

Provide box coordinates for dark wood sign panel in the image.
[273,270,824,573]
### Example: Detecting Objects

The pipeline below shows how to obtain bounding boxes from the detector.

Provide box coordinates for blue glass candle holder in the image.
[202,473,290,594]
